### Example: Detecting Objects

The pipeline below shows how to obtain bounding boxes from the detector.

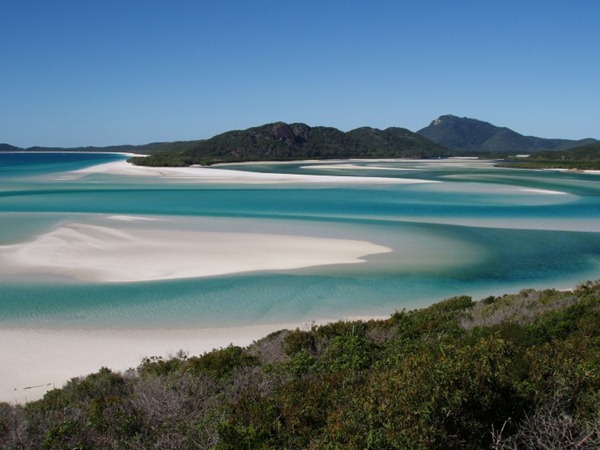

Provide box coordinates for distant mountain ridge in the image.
[418,115,597,153]
[133,122,450,166]
[3,116,597,166]
[0,142,199,155]
[1,123,448,166]
[0,143,22,152]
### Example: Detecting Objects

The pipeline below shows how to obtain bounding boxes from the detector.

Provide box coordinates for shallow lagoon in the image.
[1,153,599,329]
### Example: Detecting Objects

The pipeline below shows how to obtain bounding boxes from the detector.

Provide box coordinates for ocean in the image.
[1,152,599,329]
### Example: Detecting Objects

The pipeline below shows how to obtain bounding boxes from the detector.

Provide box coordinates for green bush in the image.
[184,345,258,378]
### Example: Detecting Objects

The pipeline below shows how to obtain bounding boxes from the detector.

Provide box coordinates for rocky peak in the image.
[290,123,310,141]
[272,122,295,141]
[431,115,459,126]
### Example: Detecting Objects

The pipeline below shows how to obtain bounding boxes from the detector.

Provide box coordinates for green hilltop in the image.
[129,122,450,167]
[418,115,597,153]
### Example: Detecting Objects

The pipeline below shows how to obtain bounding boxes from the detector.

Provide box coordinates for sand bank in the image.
[0,323,309,403]
[299,163,420,171]
[1,311,389,403]
[71,159,437,184]
[0,221,391,283]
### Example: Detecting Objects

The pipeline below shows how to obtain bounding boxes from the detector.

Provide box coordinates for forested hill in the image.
[418,115,597,153]
[129,122,450,167]
[5,117,597,165]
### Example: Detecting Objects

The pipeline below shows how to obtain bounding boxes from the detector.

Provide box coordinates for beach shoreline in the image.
[71,158,439,184]
[0,324,307,404]
[0,315,389,404]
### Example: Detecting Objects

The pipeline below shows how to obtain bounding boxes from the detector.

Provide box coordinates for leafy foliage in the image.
[1,282,599,449]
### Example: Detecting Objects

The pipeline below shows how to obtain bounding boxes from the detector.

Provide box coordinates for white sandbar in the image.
[70,159,437,184]
[0,221,391,283]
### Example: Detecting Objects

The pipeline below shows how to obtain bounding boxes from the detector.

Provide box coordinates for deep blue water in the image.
[1,153,599,328]
[0,152,125,178]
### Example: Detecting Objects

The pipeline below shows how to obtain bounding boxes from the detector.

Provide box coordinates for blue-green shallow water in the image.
[1,154,599,329]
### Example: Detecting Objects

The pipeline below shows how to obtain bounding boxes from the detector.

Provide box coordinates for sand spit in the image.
[71,159,438,184]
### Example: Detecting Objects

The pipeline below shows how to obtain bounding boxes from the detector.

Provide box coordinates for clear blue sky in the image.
[1,0,598,147]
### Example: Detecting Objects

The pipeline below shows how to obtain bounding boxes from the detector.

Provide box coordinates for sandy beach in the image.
[2,313,392,404]
[0,322,326,404]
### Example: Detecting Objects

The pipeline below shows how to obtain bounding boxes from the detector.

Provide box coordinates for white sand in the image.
[299,163,420,171]
[0,323,314,403]
[0,221,391,283]
[70,159,437,184]
[1,315,390,403]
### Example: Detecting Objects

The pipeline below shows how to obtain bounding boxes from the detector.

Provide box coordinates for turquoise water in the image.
[1,153,599,329]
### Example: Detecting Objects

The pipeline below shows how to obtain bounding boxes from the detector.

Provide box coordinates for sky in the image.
[1,0,598,147]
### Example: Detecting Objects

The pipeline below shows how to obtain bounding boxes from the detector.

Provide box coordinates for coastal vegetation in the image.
[1,282,598,449]
[498,142,600,170]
